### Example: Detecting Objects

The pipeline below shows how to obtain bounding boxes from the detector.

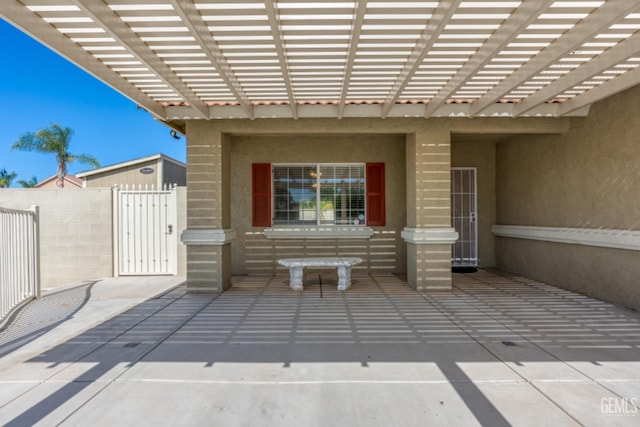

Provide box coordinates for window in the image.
[273,164,366,226]
[252,162,384,228]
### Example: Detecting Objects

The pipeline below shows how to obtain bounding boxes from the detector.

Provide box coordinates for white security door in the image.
[113,186,177,275]
[451,168,478,268]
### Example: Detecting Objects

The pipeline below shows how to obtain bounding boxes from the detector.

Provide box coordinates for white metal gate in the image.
[451,168,478,267]
[113,185,177,276]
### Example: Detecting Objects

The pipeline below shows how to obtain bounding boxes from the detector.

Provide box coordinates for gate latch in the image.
[470,212,477,223]
[168,224,173,234]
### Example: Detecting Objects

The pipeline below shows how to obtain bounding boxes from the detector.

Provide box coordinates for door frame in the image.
[112,186,177,276]
[451,167,478,268]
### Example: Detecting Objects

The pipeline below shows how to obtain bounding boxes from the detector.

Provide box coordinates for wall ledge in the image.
[492,225,640,251]
[401,227,459,245]
[263,226,374,239]
[181,228,236,245]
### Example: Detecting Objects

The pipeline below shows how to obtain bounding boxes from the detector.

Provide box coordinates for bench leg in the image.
[337,266,352,291]
[289,267,304,291]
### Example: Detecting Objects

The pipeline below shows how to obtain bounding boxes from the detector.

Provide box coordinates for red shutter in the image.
[252,163,271,227]
[366,163,385,226]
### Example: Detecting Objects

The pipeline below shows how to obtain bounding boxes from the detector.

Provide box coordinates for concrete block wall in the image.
[0,189,112,289]
[0,188,187,290]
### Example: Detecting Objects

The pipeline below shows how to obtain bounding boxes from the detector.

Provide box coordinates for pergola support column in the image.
[404,130,458,290]
[181,123,233,293]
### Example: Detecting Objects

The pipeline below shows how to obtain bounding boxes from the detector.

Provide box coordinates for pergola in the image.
[2,0,640,128]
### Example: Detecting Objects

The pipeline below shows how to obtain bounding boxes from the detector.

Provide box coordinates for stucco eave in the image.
[446,117,571,135]
[184,116,571,137]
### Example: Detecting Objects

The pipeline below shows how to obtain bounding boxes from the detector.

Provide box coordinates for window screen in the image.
[319,164,365,225]
[273,165,317,225]
[272,164,365,226]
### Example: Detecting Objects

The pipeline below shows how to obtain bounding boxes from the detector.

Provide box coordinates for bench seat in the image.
[278,257,364,291]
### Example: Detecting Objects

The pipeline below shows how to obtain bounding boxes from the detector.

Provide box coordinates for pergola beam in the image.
[73,0,211,119]
[556,65,640,116]
[424,0,554,118]
[264,0,298,119]
[169,0,254,119]
[0,0,167,120]
[4,0,639,122]
[380,0,462,118]
[469,0,640,117]
[338,0,367,120]
[514,31,640,116]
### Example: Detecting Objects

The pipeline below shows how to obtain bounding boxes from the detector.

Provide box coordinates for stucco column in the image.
[403,128,458,290]
[181,122,234,293]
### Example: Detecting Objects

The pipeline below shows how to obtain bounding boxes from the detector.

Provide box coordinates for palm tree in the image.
[0,169,17,188]
[17,176,38,188]
[12,123,99,188]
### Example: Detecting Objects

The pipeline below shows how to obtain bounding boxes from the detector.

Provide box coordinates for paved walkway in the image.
[0,271,638,426]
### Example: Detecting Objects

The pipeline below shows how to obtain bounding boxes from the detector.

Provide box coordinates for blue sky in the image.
[0,20,185,187]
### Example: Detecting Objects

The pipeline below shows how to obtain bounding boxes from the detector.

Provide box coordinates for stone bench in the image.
[277,257,364,291]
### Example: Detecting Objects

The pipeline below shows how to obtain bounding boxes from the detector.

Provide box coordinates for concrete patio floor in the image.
[0,271,639,426]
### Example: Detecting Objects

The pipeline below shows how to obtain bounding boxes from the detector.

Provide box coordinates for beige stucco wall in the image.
[36,178,82,189]
[451,141,496,268]
[230,134,406,275]
[495,84,640,310]
[182,117,571,292]
[35,180,58,189]
[36,180,61,189]
[84,159,159,188]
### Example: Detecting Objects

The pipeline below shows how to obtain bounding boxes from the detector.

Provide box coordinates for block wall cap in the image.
[264,226,374,240]
[493,225,640,251]
[181,229,236,245]
[401,227,459,244]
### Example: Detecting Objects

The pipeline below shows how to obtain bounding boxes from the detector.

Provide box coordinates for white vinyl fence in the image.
[0,206,40,323]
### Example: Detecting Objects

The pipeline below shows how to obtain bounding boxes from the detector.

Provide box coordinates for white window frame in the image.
[265,163,374,239]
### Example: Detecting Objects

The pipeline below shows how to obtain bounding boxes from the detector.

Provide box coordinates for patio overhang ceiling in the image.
[2,0,640,123]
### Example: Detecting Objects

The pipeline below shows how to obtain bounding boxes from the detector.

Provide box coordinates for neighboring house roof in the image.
[76,153,185,178]
[34,174,83,188]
